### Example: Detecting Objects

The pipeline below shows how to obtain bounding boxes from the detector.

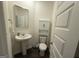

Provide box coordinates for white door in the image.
[50,1,79,58]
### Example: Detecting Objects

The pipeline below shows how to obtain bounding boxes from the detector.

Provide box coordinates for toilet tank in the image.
[40,36,47,43]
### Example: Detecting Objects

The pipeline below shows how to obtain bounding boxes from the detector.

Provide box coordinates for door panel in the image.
[53,43,62,58]
[54,34,65,55]
[56,7,72,27]
[57,2,74,16]
[50,1,79,58]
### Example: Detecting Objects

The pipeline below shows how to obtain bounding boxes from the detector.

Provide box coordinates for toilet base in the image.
[40,50,45,56]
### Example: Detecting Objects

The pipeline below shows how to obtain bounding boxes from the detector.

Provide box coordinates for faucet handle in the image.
[17,33,20,36]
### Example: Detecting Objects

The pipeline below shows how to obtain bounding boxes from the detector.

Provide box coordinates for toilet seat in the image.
[39,43,47,51]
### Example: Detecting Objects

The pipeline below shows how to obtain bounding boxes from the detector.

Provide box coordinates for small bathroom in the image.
[6,1,54,58]
[1,1,79,58]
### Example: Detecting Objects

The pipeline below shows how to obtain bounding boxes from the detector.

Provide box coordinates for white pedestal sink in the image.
[15,34,32,55]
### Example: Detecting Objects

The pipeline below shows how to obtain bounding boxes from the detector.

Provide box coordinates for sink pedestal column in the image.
[21,41,27,55]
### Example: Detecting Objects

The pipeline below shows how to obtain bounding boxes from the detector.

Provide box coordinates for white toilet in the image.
[39,36,47,56]
[38,19,50,56]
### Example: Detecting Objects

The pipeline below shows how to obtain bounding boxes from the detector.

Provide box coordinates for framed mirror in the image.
[14,5,29,29]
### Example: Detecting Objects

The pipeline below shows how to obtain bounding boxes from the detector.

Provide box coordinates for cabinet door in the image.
[39,21,49,30]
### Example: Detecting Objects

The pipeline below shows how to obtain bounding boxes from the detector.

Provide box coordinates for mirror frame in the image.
[13,5,29,30]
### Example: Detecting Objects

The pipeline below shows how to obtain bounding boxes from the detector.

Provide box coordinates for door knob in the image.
[50,42,53,44]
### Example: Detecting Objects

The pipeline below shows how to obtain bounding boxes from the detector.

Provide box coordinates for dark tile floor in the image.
[14,47,49,58]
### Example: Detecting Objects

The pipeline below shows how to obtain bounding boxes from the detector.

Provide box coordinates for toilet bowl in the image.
[39,43,47,56]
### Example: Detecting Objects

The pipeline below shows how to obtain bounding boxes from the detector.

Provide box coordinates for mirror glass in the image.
[14,5,29,29]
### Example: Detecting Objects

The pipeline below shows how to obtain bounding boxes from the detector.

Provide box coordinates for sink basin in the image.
[15,34,32,41]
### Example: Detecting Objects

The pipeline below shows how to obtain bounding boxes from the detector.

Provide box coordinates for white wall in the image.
[33,1,54,46]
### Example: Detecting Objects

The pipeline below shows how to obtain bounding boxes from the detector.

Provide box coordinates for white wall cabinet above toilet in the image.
[39,19,50,31]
